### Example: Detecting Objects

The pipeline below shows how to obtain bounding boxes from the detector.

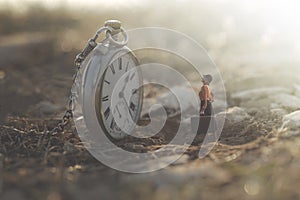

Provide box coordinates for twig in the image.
[1,125,26,134]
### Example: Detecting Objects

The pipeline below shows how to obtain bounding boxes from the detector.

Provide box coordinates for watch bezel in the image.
[94,47,143,140]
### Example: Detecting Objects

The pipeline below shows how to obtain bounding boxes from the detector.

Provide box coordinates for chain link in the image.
[49,22,127,136]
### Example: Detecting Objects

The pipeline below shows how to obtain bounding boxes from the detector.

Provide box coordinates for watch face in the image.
[96,52,142,139]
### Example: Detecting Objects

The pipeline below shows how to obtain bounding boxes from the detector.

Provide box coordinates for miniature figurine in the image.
[191,74,217,135]
[199,74,214,116]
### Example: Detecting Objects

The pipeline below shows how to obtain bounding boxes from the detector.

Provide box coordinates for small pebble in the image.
[216,106,250,124]
[281,110,300,136]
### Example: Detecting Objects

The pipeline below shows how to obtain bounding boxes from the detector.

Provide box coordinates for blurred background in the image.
[0,0,300,120]
[1,0,300,199]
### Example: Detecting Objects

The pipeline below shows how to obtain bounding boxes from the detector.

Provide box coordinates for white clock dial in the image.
[97,53,142,139]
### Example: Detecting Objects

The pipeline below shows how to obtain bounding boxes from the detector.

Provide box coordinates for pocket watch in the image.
[72,20,143,140]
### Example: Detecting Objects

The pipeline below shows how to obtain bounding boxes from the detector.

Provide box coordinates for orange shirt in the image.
[199,85,213,101]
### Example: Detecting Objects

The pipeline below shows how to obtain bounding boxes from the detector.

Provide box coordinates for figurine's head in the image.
[202,74,213,85]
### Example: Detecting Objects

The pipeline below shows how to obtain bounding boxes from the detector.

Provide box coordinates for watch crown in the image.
[105,20,122,30]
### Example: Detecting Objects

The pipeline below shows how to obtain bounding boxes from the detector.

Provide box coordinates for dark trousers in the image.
[199,100,218,132]
[200,100,214,116]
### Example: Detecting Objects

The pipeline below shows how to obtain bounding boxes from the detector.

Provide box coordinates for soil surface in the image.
[1,5,300,200]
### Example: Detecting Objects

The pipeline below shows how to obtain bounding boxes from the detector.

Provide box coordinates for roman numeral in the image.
[102,95,109,101]
[110,118,115,129]
[130,102,136,111]
[132,89,138,94]
[110,64,115,74]
[110,118,120,131]
[119,58,122,70]
[104,107,110,120]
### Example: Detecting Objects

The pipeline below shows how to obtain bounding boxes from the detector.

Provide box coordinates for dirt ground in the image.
[1,4,300,200]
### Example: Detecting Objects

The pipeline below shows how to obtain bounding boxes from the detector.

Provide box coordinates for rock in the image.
[157,86,197,111]
[212,99,227,114]
[272,93,300,110]
[216,107,250,125]
[281,110,300,136]
[238,98,273,110]
[142,86,200,118]
[231,87,290,101]
[293,84,300,98]
[232,87,300,110]
[142,85,226,118]
[270,108,288,118]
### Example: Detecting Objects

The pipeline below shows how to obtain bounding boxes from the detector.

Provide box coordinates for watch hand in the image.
[118,72,131,111]
[115,105,122,118]
[121,96,133,119]
[121,73,130,92]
